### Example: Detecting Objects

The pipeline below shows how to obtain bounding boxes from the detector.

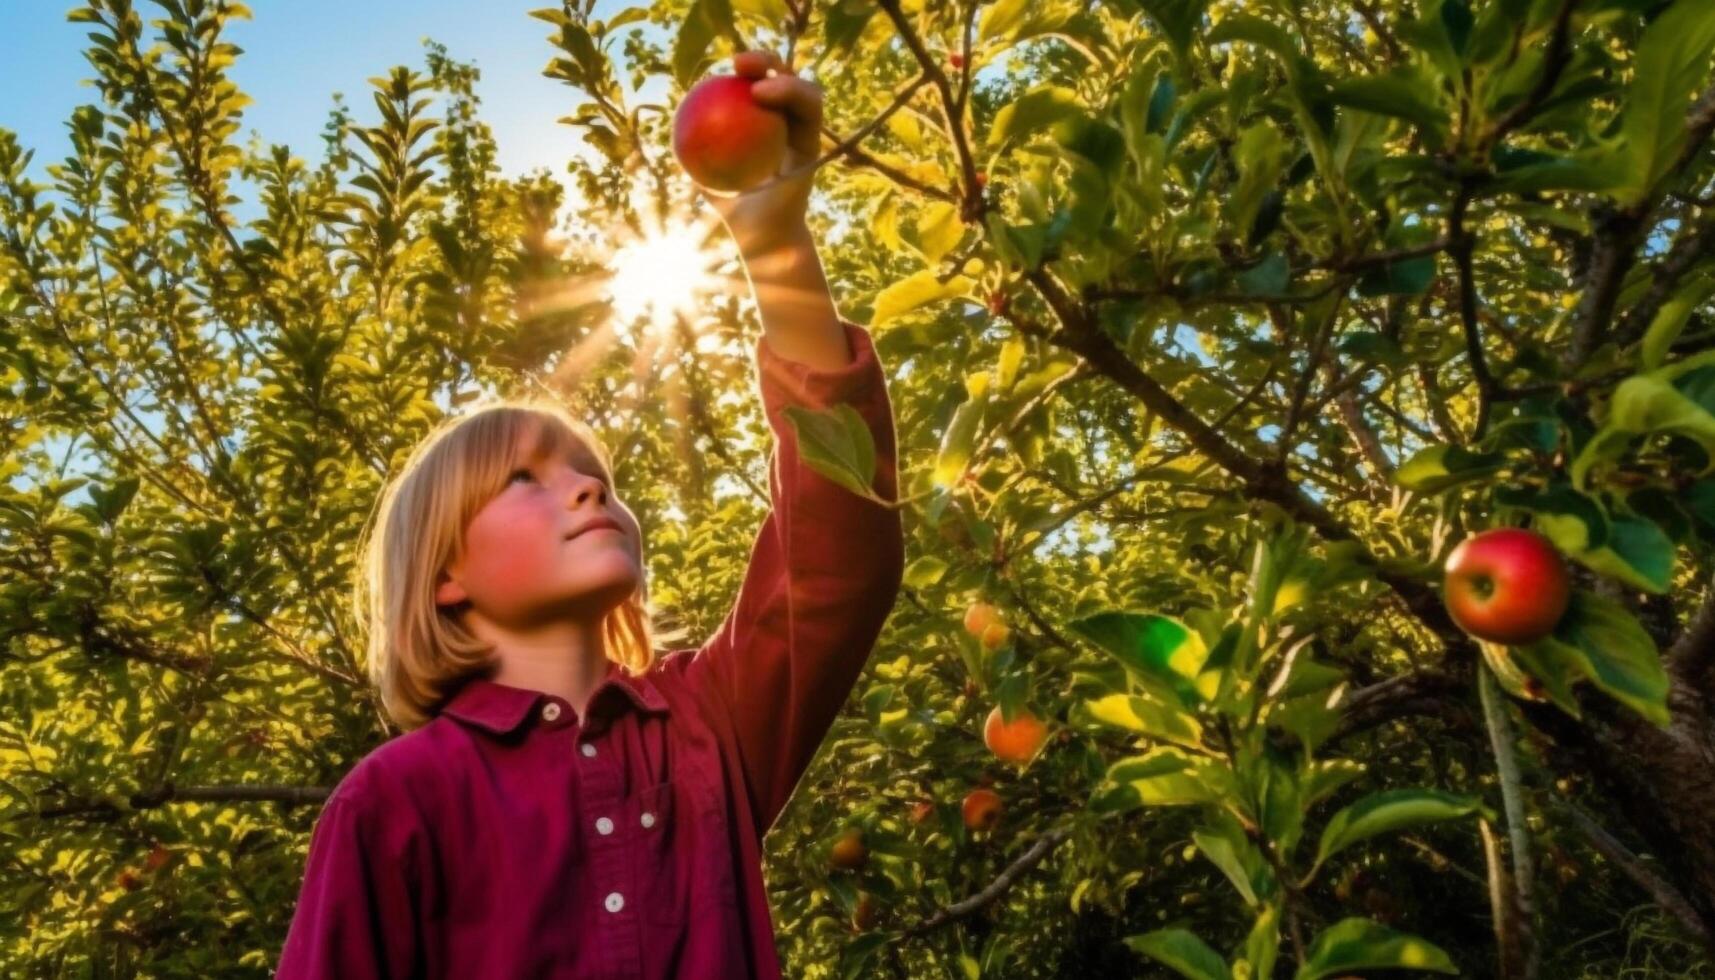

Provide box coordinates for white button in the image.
[541,703,561,721]
[604,891,624,913]
[640,811,656,829]
[580,742,597,758]
[596,816,614,835]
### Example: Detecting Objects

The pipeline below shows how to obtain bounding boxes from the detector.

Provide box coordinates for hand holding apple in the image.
[675,50,823,258]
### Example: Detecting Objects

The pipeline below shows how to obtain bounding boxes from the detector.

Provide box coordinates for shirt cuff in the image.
[752,318,882,414]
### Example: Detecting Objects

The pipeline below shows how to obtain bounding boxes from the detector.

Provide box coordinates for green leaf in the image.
[1229,122,1289,237]
[1355,254,1437,296]
[1134,0,1213,57]
[1312,789,1484,875]
[932,396,986,489]
[1573,510,1675,594]
[1125,928,1232,980]
[1240,905,1281,980]
[781,404,877,499]
[1573,352,1715,487]
[1521,590,1671,726]
[1613,0,1715,206]
[1393,444,1505,493]
[902,555,948,589]
[1069,612,1212,708]
[1084,693,1204,747]
[987,86,1083,153]
[672,0,735,88]
[1303,759,1366,808]
[1106,747,1223,806]
[1337,330,1408,367]
[1293,919,1458,980]
[1193,819,1270,906]
[978,0,1031,42]
[1642,270,1715,369]
[913,201,964,265]
[1326,70,1447,140]
[871,270,973,328]
[1237,252,1290,297]
[822,0,878,54]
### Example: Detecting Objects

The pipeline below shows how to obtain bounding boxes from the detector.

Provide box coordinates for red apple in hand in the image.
[672,75,788,193]
[1443,528,1570,644]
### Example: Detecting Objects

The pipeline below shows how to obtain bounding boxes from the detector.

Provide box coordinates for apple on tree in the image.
[1442,527,1571,644]
[983,704,1048,766]
[961,787,1003,832]
[828,826,867,871]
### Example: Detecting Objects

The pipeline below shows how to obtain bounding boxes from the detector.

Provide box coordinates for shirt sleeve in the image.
[686,318,906,838]
[275,788,425,980]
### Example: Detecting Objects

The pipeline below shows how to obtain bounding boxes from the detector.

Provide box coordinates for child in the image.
[276,50,905,979]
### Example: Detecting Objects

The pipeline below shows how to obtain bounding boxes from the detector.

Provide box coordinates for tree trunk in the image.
[1525,663,1715,947]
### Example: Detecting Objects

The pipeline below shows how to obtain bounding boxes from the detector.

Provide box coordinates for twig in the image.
[1449,190,1497,438]
[901,826,1071,935]
[1481,0,1576,149]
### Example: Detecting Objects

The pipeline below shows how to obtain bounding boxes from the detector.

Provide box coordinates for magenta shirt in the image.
[275,319,904,979]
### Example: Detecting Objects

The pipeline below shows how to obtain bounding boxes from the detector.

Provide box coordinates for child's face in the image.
[435,424,643,629]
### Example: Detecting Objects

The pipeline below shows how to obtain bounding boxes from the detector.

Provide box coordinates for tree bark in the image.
[1522,666,1715,951]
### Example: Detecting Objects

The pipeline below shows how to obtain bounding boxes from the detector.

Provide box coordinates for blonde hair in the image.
[353,396,687,732]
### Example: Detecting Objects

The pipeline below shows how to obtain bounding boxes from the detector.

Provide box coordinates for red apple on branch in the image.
[962,787,1002,832]
[672,75,788,193]
[1443,528,1570,644]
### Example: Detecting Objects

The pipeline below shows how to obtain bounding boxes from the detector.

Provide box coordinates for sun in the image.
[605,223,720,335]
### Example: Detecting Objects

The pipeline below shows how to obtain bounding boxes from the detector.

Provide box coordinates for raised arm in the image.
[685,318,905,838]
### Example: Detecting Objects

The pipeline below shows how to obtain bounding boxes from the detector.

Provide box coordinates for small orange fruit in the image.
[829,828,867,871]
[961,788,1003,832]
[984,705,1049,765]
[963,601,1002,638]
[980,622,1011,650]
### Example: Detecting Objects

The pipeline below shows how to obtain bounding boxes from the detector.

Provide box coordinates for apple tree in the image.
[5,0,1715,977]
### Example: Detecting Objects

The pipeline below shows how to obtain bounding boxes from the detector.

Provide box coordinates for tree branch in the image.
[1554,798,1715,950]
[1449,190,1498,437]
[20,782,334,821]
[902,826,1071,936]
[1480,666,1540,980]
[1481,0,1577,149]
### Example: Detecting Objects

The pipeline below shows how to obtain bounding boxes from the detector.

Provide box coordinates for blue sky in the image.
[0,1,648,181]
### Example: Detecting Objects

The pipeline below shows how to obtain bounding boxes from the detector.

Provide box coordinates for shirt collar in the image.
[439,662,668,737]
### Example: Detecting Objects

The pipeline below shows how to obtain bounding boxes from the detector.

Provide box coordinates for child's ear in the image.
[435,569,468,607]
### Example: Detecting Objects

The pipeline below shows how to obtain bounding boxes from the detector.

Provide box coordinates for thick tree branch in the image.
[1668,570,1715,680]
[1025,268,1462,642]
[1555,798,1715,950]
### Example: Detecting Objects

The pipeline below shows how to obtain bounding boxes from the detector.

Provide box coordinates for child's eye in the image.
[507,467,609,490]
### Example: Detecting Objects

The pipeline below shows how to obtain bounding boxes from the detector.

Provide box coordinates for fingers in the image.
[731,50,783,79]
[749,73,823,127]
